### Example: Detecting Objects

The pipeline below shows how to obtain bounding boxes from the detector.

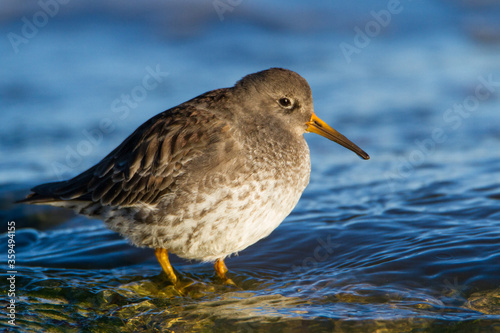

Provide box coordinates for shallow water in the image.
[1,0,500,332]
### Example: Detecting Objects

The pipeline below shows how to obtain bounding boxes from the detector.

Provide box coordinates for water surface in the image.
[1,1,500,331]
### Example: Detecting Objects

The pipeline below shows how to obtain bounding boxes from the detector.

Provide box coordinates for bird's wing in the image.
[21,105,234,207]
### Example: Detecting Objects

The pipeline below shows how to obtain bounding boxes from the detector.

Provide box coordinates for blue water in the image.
[1,1,500,331]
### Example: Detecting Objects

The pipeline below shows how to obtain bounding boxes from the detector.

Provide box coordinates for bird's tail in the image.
[17,180,110,220]
[16,170,96,206]
[16,181,72,205]
[16,161,97,206]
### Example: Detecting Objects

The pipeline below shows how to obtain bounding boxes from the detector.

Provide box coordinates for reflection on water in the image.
[1,0,500,331]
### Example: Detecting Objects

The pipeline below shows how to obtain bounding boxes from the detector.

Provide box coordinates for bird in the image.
[18,68,369,286]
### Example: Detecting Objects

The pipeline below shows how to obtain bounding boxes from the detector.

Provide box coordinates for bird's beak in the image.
[306,112,370,160]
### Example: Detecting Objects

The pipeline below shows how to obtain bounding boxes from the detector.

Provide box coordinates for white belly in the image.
[172,177,307,261]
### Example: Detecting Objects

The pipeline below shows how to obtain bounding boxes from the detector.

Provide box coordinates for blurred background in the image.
[1,1,500,332]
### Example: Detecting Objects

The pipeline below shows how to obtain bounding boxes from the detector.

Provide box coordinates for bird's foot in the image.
[214,258,238,287]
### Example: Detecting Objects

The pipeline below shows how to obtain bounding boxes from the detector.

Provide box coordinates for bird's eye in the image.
[278,97,292,108]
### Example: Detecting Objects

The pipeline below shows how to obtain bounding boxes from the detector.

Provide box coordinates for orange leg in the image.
[214,258,228,280]
[214,258,236,285]
[155,248,178,285]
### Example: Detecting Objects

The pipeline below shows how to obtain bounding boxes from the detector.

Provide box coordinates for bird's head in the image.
[233,68,369,160]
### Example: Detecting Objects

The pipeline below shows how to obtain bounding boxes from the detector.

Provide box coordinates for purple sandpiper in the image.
[18,68,369,286]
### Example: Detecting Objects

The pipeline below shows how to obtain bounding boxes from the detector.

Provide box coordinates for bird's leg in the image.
[214,258,228,279]
[155,248,178,285]
[214,258,236,285]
